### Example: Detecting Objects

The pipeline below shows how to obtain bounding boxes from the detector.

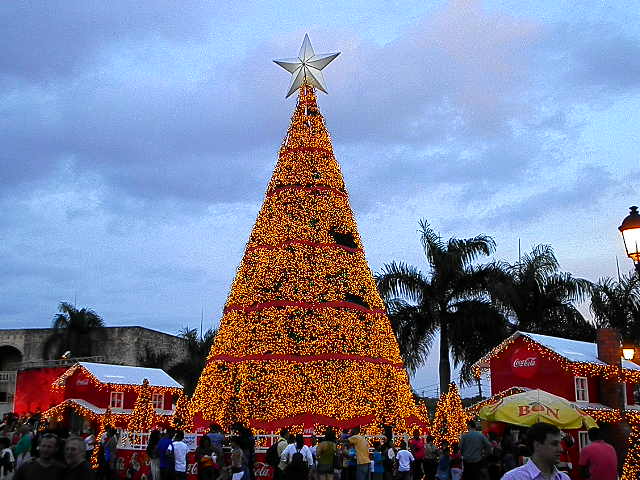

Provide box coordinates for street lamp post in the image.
[619,206,640,274]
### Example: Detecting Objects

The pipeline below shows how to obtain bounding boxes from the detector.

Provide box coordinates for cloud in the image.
[0,1,234,83]
[3,0,637,215]
[1,0,639,333]
[481,164,616,227]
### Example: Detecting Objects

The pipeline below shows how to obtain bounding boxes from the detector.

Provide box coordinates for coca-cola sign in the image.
[510,348,539,379]
[513,358,536,368]
[254,462,272,479]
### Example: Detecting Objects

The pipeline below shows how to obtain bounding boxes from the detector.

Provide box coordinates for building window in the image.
[574,377,589,402]
[578,431,590,450]
[623,382,628,406]
[152,393,164,409]
[109,391,124,409]
[634,384,640,405]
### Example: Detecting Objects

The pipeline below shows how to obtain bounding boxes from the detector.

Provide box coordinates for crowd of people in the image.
[264,420,618,480]
[145,422,257,480]
[0,412,620,480]
[0,414,97,480]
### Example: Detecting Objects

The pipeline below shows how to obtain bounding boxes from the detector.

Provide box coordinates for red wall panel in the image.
[14,368,67,415]
[490,337,578,400]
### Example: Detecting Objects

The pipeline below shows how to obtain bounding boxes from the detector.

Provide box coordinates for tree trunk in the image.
[439,318,451,396]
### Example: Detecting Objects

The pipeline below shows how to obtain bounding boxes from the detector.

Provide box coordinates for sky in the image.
[2,0,640,396]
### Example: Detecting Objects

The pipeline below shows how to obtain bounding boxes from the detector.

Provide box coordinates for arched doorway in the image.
[0,345,23,370]
[0,345,21,413]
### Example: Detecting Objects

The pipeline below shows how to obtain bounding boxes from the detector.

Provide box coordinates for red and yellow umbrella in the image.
[478,389,597,429]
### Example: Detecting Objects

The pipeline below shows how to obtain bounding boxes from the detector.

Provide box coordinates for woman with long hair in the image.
[196,434,217,480]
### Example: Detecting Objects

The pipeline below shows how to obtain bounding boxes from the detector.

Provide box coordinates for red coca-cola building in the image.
[474,330,640,412]
[471,330,640,478]
[44,362,183,431]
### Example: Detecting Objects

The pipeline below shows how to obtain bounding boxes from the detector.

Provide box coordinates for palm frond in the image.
[447,234,496,267]
[418,220,446,268]
[376,262,428,305]
[447,300,509,385]
[387,301,438,373]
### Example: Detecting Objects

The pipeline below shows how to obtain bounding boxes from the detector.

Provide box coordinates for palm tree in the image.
[137,346,172,370]
[376,220,508,394]
[490,245,595,341]
[43,302,105,359]
[590,273,640,342]
[168,327,217,396]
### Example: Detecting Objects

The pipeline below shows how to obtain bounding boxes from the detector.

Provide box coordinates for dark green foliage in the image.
[168,327,217,396]
[376,220,508,394]
[43,302,105,359]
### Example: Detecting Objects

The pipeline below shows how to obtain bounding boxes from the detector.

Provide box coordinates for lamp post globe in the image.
[619,206,640,274]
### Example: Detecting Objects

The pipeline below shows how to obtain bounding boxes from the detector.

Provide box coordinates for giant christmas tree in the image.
[191,36,425,430]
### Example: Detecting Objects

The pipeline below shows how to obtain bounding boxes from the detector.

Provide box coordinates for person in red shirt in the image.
[408,430,425,480]
[578,428,617,480]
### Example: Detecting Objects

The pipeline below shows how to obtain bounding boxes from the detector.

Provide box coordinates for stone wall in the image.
[0,327,189,368]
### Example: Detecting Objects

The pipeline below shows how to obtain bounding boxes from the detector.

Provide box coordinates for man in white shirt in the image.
[170,431,190,480]
[281,434,314,469]
[396,440,415,480]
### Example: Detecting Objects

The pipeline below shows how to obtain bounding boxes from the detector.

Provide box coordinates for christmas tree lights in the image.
[171,393,193,431]
[431,392,447,447]
[190,84,424,430]
[127,379,157,432]
[431,384,467,447]
[445,384,467,444]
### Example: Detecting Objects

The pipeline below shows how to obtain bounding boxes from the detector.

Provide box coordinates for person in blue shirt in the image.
[156,430,174,480]
[206,424,225,470]
[344,444,357,480]
[435,445,450,480]
[371,441,384,480]
[206,424,225,450]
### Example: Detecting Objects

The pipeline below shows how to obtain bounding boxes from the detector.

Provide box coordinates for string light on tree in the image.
[445,384,467,444]
[190,36,426,430]
[431,391,447,447]
[127,379,157,432]
[171,393,193,431]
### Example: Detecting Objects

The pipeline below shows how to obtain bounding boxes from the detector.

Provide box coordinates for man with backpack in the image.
[281,434,313,480]
[266,429,289,480]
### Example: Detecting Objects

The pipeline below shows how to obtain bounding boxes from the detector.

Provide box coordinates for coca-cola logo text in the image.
[254,461,272,478]
[510,348,539,379]
[513,357,537,368]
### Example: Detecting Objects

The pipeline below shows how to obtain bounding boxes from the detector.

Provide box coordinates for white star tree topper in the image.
[274,34,340,98]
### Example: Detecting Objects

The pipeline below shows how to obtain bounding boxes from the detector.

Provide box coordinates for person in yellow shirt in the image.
[347,427,370,480]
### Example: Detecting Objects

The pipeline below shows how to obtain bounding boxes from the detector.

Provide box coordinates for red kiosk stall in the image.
[469,330,640,479]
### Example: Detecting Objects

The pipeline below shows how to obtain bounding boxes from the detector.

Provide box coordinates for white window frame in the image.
[574,376,589,402]
[578,431,590,450]
[109,391,124,409]
[623,382,628,406]
[152,392,164,409]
